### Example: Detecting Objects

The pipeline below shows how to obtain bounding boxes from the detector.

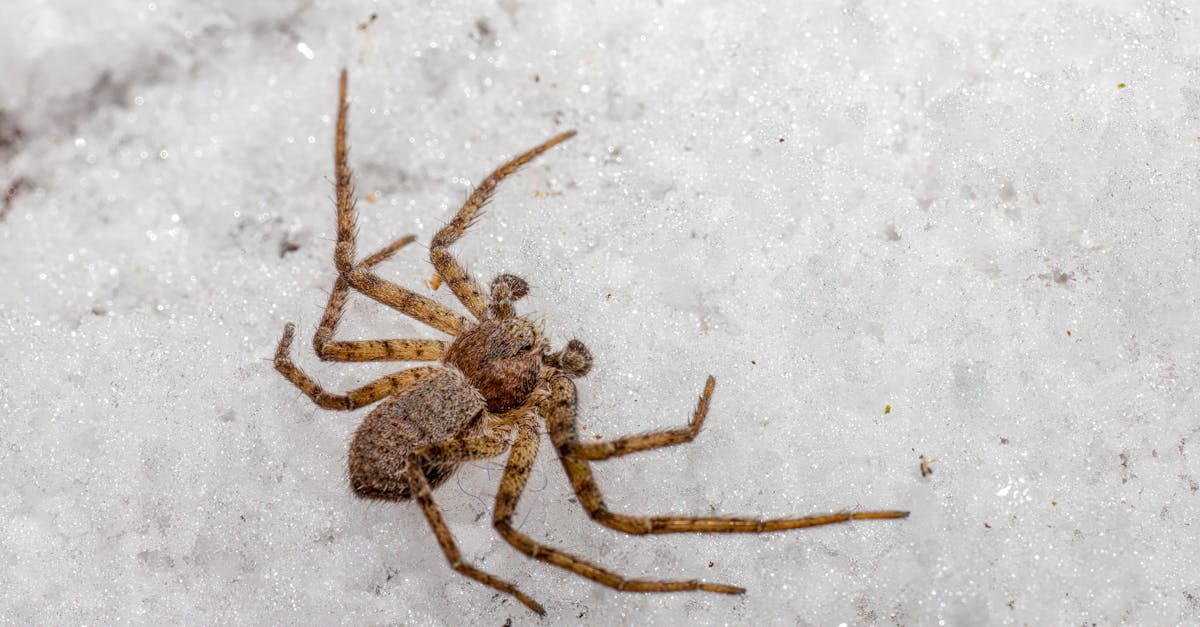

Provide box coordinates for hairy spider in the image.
[273,70,909,615]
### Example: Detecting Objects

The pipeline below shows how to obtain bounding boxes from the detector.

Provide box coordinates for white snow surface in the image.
[2,1,1198,625]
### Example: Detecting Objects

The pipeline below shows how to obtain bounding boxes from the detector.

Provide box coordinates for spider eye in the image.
[499,319,540,354]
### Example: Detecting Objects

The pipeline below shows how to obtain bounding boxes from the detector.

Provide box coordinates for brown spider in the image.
[273,70,909,616]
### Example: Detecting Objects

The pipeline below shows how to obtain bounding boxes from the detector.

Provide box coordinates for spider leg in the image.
[409,417,518,462]
[430,130,576,320]
[541,375,909,535]
[274,322,436,409]
[492,411,744,601]
[403,453,545,615]
[559,376,715,461]
[330,70,469,336]
[313,235,447,362]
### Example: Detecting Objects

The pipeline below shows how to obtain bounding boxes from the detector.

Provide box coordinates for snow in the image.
[2,1,1198,624]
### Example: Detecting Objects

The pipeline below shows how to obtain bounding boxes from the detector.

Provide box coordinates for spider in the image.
[273,70,909,616]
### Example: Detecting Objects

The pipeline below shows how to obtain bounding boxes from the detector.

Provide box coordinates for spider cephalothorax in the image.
[444,312,548,413]
[273,69,907,616]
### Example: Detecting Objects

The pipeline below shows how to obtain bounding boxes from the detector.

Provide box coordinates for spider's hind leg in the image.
[403,450,546,615]
[542,375,909,536]
[492,412,745,600]
[430,131,575,320]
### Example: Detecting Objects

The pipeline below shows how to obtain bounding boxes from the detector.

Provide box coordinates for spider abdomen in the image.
[348,368,486,500]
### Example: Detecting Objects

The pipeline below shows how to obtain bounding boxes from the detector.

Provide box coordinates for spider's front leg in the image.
[429,131,575,320]
[328,70,468,336]
[543,375,909,535]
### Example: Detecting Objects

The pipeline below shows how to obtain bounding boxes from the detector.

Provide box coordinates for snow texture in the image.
[2,1,1198,624]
